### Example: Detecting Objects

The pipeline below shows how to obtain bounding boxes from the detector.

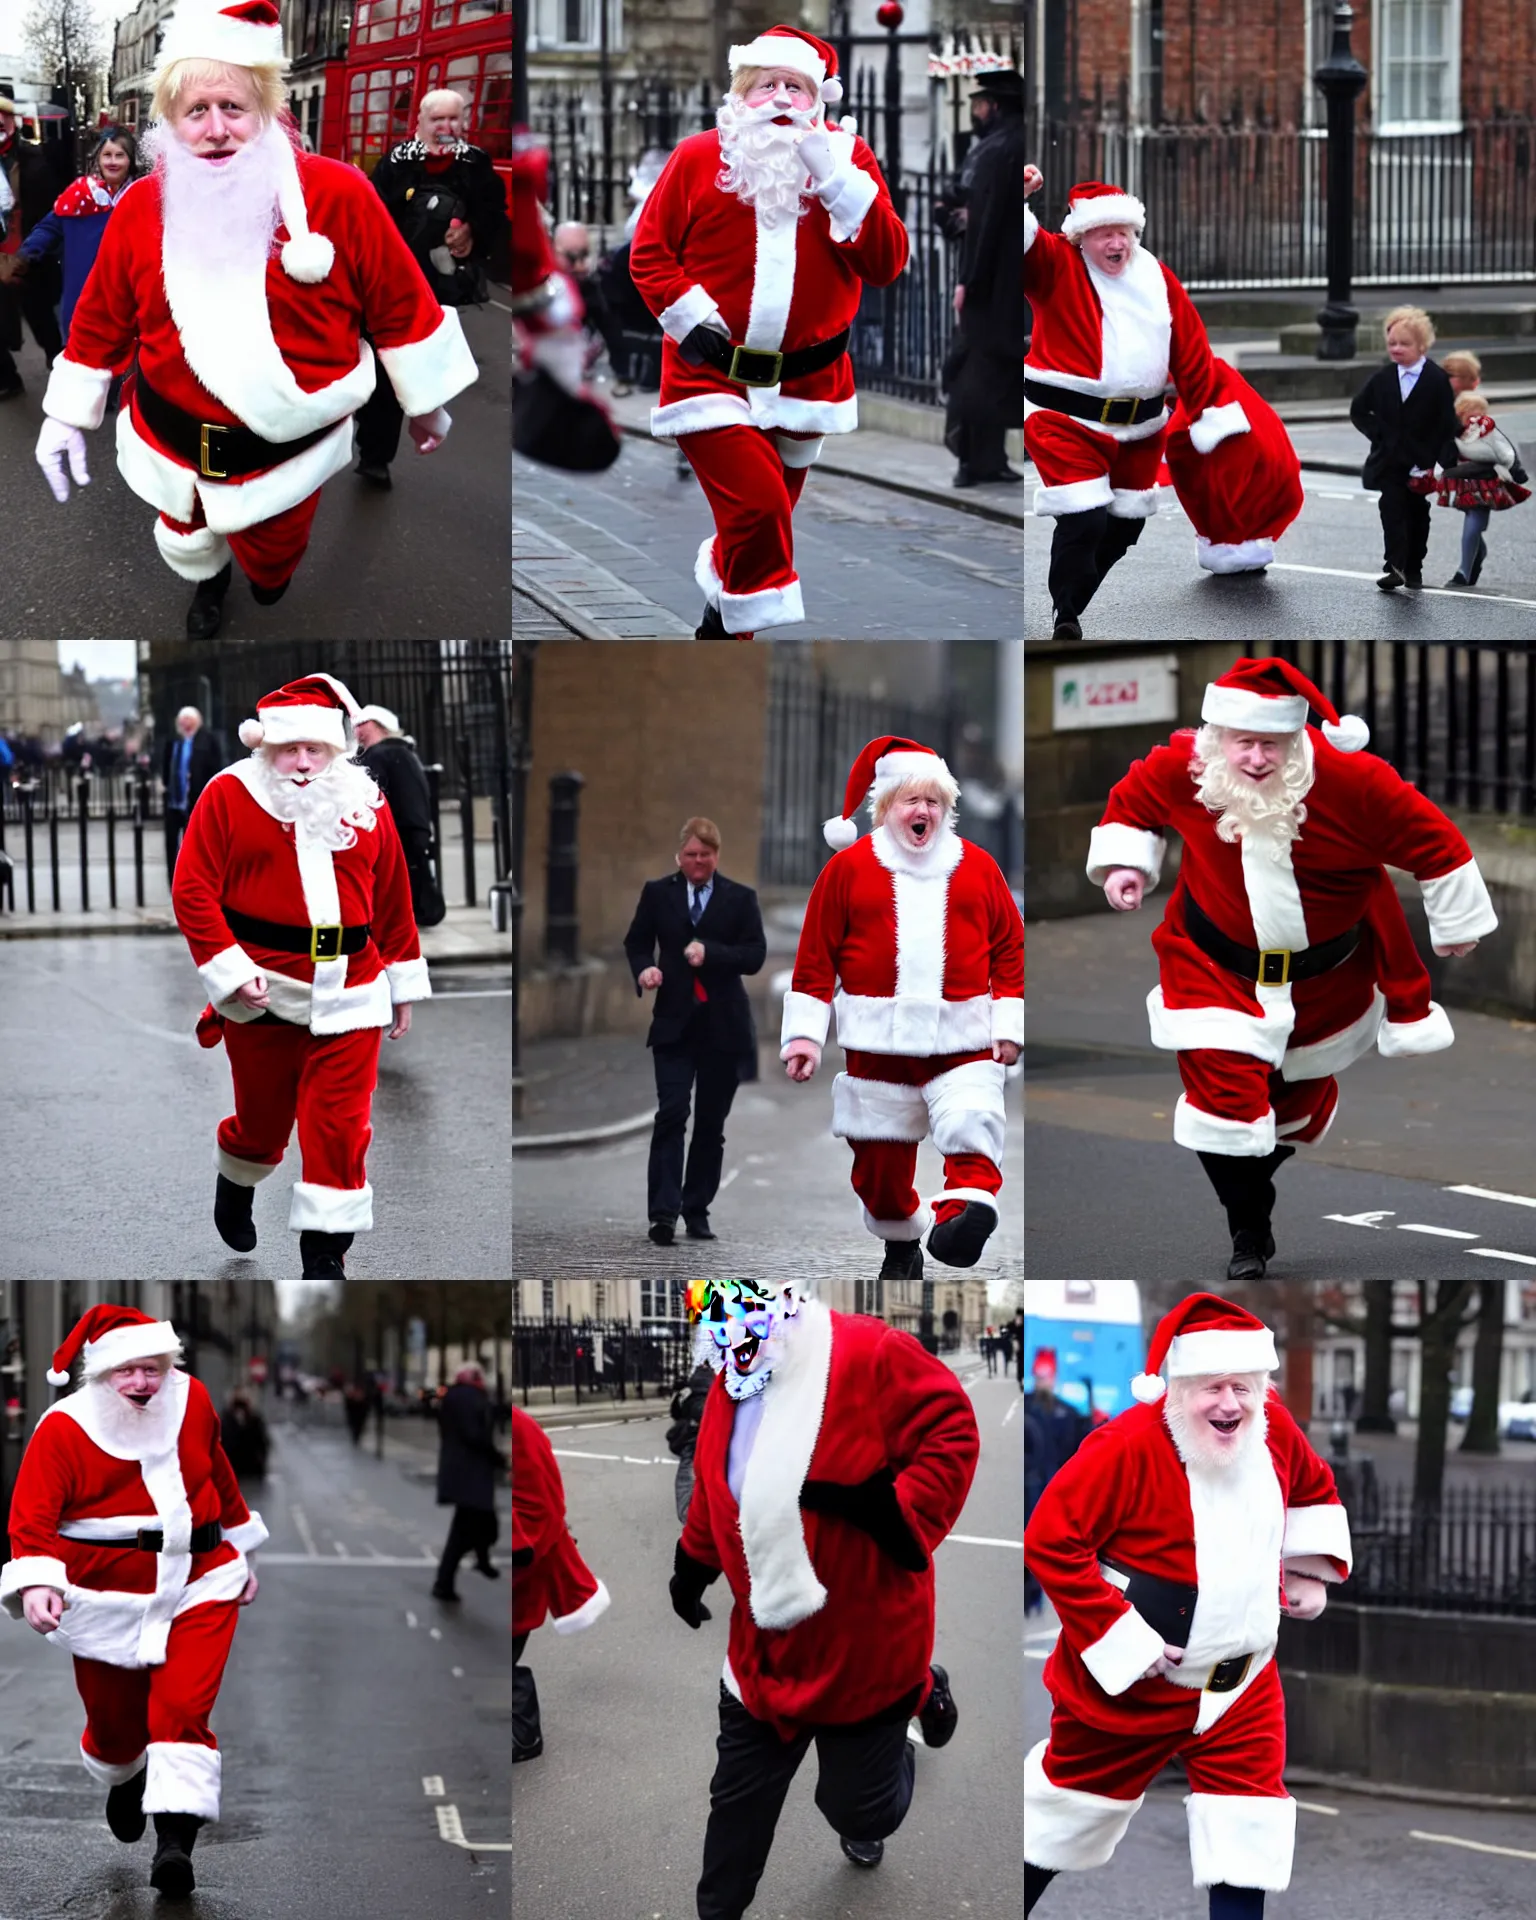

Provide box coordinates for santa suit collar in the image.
[49,1365,190,1465]
[1198,729,1315,954]
[734,1295,833,1630]
[869,819,965,880]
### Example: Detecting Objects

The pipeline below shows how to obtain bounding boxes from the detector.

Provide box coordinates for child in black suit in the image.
[1348,305,1458,591]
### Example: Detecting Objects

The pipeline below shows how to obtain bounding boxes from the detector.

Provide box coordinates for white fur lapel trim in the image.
[738,1297,832,1630]
[223,759,352,1014]
[1087,244,1172,392]
[745,204,798,358]
[870,822,965,880]
[869,826,964,1056]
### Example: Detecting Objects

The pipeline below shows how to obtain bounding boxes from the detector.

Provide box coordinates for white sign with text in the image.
[1052,655,1178,731]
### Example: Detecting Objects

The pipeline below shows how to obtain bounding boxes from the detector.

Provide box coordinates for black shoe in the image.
[952,464,976,488]
[106,1766,147,1843]
[878,1239,924,1279]
[355,460,393,488]
[149,1814,201,1898]
[1052,615,1083,641]
[1227,1228,1275,1283]
[840,1835,884,1868]
[1376,566,1405,591]
[1444,571,1469,587]
[512,1736,544,1764]
[0,378,24,399]
[683,1214,715,1240]
[647,1219,675,1246]
[474,1559,501,1579]
[185,562,232,640]
[430,1582,461,1603]
[299,1230,349,1279]
[695,600,729,639]
[969,464,1024,485]
[250,576,290,606]
[1404,569,1424,590]
[916,1662,958,1749]
[927,1200,998,1269]
[213,1173,257,1252]
[1470,534,1488,585]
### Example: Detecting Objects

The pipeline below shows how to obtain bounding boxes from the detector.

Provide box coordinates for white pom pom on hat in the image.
[1133,1291,1280,1406]
[823,814,859,851]
[1322,713,1371,753]
[1131,1370,1167,1404]
[238,718,266,749]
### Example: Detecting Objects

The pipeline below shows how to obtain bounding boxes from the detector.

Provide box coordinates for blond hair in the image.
[1383,305,1435,352]
[1442,349,1482,382]
[152,57,288,124]
[1454,388,1488,420]
[870,769,961,827]
[678,815,721,851]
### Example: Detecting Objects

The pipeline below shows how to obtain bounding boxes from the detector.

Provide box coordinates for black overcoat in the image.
[622,870,765,1053]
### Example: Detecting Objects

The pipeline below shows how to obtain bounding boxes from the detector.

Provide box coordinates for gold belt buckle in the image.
[310,923,344,961]
[199,422,228,479]
[727,344,784,387]
[1204,1653,1252,1695]
[1099,395,1119,424]
[1258,948,1292,986]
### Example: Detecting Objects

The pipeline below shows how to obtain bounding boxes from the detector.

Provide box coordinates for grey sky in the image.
[58,641,138,679]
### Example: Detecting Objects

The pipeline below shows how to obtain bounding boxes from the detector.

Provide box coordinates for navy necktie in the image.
[690,889,705,925]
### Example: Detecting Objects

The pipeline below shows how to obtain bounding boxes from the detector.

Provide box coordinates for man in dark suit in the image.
[1349,306,1458,591]
[946,69,1026,487]
[623,816,766,1246]
[160,706,222,878]
[355,703,443,926]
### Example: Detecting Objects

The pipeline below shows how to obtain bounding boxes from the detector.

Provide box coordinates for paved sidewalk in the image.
[512,512,694,639]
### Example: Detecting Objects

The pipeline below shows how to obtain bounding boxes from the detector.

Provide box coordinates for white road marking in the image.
[623,1455,658,1466]
[422,1776,444,1796]
[1293,1800,1339,1816]
[1024,1648,1051,1661]
[258,1554,437,1567]
[451,1666,465,1678]
[944,1533,1022,1550]
[1468,1248,1536,1267]
[429,1627,443,1641]
[551,1449,623,1461]
[718,1167,740,1193]
[1270,563,1536,606]
[1446,1183,1536,1208]
[1003,1399,1020,1426]
[1399,1224,1480,1239]
[1325,1210,1395,1228]
[1410,1830,1536,1862]
[291,1506,317,1557]
[430,987,513,998]
[333,1540,350,1557]
[405,1611,419,1628]
[1310,489,1360,500]
[435,1802,513,1851]
[1024,1628,1059,1643]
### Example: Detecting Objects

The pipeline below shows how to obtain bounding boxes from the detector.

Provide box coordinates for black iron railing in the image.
[1341,1480,1536,1617]
[512,1316,696,1407]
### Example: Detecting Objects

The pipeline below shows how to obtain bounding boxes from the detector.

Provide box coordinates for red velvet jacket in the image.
[512,1406,608,1638]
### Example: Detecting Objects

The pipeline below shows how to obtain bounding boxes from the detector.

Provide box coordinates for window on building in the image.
[529,0,612,49]
[346,65,415,169]
[639,1275,674,1322]
[355,0,422,46]
[541,1275,554,1319]
[1131,0,1164,126]
[431,0,509,28]
[1375,0,1460,129]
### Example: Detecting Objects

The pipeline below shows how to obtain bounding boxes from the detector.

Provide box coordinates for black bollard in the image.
[543,771,585,964]
[77,773,90,913]
[1313,3,1368,361]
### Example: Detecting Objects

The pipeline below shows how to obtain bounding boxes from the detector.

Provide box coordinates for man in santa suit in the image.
[1024,1293,1352,1920]
[1163,361,1305,575]
[171,673,431,1279]
[1088,657,1497,1281]
[781,736,1024,1279]
[511,1404,609,1764]
[0,1306,269,1899]
[32,0,478,640]
[1023,165,1251,639]
[630,26,909,639]
[670,1274,978,1917]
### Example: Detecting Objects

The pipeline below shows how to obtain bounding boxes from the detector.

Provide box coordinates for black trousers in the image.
[164,806,190,880]
[946,344,1019,476]
[436,1504,497,1587]
[0,275,62,385]
[697,1687,917,1920]
[648,1033,741,1222]
[355,356,405,467]
[1048,507,1147,622]
[512,1630,542,1753]
[1377,474,1432,575]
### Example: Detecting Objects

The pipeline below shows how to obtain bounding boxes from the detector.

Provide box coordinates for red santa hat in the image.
[238,672,361,752]
[1202,657,1370,753]
[729,25,844,107]
[1059,179,1147,241]
[1031,1346,1057,1385]
[1131,1293,1279,1405]
[153,0,336,284]
[823,735,959,850]
[48,1305,181,1387]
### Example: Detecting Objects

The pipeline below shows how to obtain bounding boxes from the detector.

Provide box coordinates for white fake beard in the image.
[1163,1385,1270,1478]
[146,114,289,290]
[1190,724,1313,863]
[83,1373,180,1455]
[251,750,384,852]
[715,94,816,228]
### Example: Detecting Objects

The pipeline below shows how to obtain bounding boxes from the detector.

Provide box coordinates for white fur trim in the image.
[42,355,113,431]
[1060,190,1146,238]
[1024,1739,1142,1871]
[729,34,827,86]
[0,1554,70,1617]
[774,431,823,468]
[79,1743,146,1788]
[281,231,334,284]
[156,4,282,73]
[255,703,347,750]
[1420,857,1498,947]
[1167,1327,1279,1379]
[1023,203,1038,254]
[834,992,994,1056]
[154,517,232,582]
[1131,1373,1166,1403]
[117,402,355,533]
[1079,1602,1167,1696]
[739,1298,832,1629]
[925,1056,1006,1163]
[1087,824,1166,889]
[551,1575,610,1635]
[1282,1502,1353,1577]
[1279,990,1383,1081]
[1108,485,1162,519]
[780,988,832,1050]
[1031,474,1113,516]
[238,719,266,749]
[384,956,432,1003]
[1172,1095,1276,1156]
[872,748,954,794]
[863,1202,932,1240]
[651,389,859,439]
[823,816,858,850]
[831,1071,929,1142]
[289,1180,374,1232]
[721,576,804,633]
[142,1741,222,1822]
[658,283,722,342]
[1186,1792,1296,1893]
[57,1514,160,1539]
[376,310,478,418]
[1321,714,1370,752]
[1147,984,1295,1067]
[817,156,878,244]
[1197,535,1275,574]
[198,943,262,1004]
[220,1513,269,1554]
[991,996,1024,1047]
[1202,685,1308,733]
[931,1186,1000,1213]
[1377,999,1455,1057]
[216,962,394,1037]
[745,202,797,356]
[82,1322,180,1378]
[1188,400,1251,455]
[694,532,722,607]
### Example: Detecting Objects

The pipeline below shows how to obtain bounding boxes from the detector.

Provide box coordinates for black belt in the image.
[1025,376,1167,427]
[91,1523,224,1553]
[225,908,372,962]
[1183,894,1360,987]
[133,371,337,480]
[1102,1558,1198,1649]
[686,327,850,388]
[1205,1654,1253,1694]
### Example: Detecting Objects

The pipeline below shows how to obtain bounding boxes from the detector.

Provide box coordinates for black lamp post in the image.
[1313,2,1368,362]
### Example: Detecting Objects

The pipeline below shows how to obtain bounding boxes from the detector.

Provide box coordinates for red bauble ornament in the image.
[876,1,904,26]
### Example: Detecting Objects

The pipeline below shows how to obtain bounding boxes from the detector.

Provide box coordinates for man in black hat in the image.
[945,70,1025,488]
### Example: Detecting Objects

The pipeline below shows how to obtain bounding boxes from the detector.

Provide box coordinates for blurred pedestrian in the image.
[161,704,222,878]
[353,703,444,925]
[665,1356,715,1525]
[219,1389,270,1478]
[1024,1348,1087,1616]
[354,87,507,488]
[1430,381,1530,587]
[596,148,671,396]
[553,220,627,382]
[945,70,1025,488]
[1348,305,1458,592]
[0,95,62,397]
[4,126,140,341]
[982,1326,998,1376]
[431,1362,507,1602]
[1014,1307,1025,1387]
[512,1404,609,1762]
[342,1381,369,1446]
[623,815,766,1247]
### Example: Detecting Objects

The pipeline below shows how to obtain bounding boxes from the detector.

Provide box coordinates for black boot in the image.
[1209,1886,1266,1920]
[213,1174,257,1252]
[299,1230,352,1279]
[1025,1862,1059,1915]
[513,1659,543,1760]
[695,599,729,639]
[105,1765,147,1843]
[250,576,290,606]
[149,1812,202,1898]
[1198,1147,1293,1280]
[1046,505,1109,630]
[185,562,232,640]
[916,1662,958,1748]
[840,1835,884,1867]
[878,1239,923,1279]
[927,1200,998,1268]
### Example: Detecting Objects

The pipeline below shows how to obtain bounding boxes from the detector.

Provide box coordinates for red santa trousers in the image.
[680,424,822,634]
[218,1019,382,1234]
[1177,1049,1340,1152]
[74,1600,239,1821]
[156,490,324,592]
[1024,408,1167,521]
[837,1048,1005,1238]
[1025,1659,1295,1891]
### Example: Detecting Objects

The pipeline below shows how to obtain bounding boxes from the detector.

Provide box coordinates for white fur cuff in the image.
[780,988,832,1049]
[1377,1001,1455,1057]
[817,162,879,244]
[0,1554,69,1617]
[1188,401,1251,455]
[552,1576,610,1634]
[1420,858,1498,947]
[658,283,723,342]
[1080,1603,1166,1696]
[289,1181,374,1233]
[991,997,1024,1047]
[384,955,432,1003]
[1086,823,1166,888]
[143,1741,222,1822]
[43,356,113,431]
[378,310,478,417]
[198,944,262,1004]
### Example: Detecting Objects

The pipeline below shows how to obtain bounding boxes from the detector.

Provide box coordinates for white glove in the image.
[798,130,837,187]
[36,416,89,502]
